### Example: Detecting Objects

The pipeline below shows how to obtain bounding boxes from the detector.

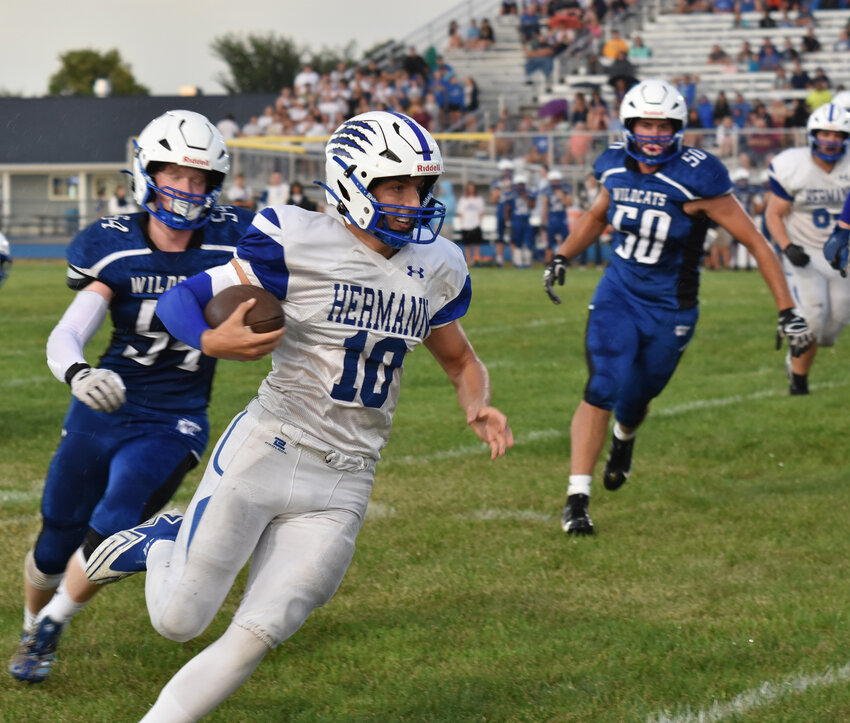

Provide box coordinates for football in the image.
[203,285,285,333]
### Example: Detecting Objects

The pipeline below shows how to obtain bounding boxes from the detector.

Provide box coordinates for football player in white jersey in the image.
[84,110,513,721]
[765,102,850,394]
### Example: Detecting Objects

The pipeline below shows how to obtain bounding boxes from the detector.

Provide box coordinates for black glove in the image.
[543,254,569,305]
[783,243,810,267]
[776,308,813,358]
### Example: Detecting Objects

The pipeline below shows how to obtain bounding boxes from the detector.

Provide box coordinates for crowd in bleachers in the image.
[216,50,483,141]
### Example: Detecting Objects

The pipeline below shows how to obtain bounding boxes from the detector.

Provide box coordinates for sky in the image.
[0,0,464,97]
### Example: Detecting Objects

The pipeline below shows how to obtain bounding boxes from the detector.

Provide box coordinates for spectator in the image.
[463,19,480,49]
[216,113,241,140]
[293,63,320,96]
[801,27,821,53]
[570,92,589,125]
[475,18,495,50]
[812,67,832,87]
[402,46,430,84]
[628,35,652,60]
[758,7,777,28]
[607,51,639,104]
[780,37,799,63]
[463,76,480,113]
[789,60,812,90]
[501,0,518,13]
[707,43,731,65]
[772,66,790,90]
[523,30,556,86]
[519,2,542,41]
[583,52,606,75]
[794,2,814,26]
[457,181,488,265]
[444,74,466,127]
[447,20,464,51]
[757,37,782,71]
[697,94,715,128]
[241,115,261,137]
[601,28,629,60]
[735,40,753,63]
[436,180,457,239]
[714,114,739,157]
[261,171,290,210]
[713,90,732,121]
[745,115,781,163]
[287,181,317,212]
[731,92,751,128]
[805,76,832,113]
[564,121,593,165]
[224,173,255,211]
[406,96,432,130]
[834,29,850,52]
[676,73,698,107]
[106,184,139,215]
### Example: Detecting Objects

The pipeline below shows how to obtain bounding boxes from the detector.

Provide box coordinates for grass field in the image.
[1,259,849,722]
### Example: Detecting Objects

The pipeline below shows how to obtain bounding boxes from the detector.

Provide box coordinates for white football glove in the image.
[70,366,126,413]
[776,308,813,359]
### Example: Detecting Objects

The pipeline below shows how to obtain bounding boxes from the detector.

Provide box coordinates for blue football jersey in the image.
[595,143,732,309]
[65,206,254,412]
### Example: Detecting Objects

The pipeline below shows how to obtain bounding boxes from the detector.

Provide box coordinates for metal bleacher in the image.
[545,7,850,107]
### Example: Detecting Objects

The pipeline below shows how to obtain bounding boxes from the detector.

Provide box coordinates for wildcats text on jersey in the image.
[129,275,188,295]
[611,187,669,207]
[328,283,430,338]
[804,186,850,204]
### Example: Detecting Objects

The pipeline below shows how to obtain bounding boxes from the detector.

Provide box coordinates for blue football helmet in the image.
[619,79,688,166]
[319,110,446,249]
[132,110,229,231]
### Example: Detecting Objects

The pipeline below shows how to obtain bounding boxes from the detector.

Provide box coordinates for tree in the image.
[48,49,148,96]
[211,33,358,94]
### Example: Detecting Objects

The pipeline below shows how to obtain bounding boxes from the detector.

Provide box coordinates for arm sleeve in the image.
[46,289,109,382]
[156,272,216,351]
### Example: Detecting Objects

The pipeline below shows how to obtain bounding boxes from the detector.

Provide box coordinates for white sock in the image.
[37,581,88,626]
[567,474,592,497]
[139,624,269,722]
[23,607,37,634]
[613,422,636,441]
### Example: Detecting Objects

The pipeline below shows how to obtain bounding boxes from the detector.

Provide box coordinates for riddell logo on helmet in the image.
[417,163,441,173]
[183,156,211,167]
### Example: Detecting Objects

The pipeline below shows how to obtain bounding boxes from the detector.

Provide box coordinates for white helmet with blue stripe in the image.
[319,110,446,249]
[806,102,850,162]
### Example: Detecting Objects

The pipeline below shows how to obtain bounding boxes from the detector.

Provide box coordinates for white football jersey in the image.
[230,206,470,460]
[769,147,850,250]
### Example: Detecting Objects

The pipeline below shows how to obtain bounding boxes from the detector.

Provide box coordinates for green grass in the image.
[1,260,849,722]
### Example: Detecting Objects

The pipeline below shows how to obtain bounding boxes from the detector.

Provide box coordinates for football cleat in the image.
[9,616,64,683]
[85,510,183,585]
[561,494,594,535]
[603,434,635,491]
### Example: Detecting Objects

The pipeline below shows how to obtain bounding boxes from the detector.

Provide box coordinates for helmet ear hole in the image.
[337,181,350,202]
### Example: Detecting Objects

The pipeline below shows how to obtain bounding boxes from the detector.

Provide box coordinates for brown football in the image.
[203,285,285,333]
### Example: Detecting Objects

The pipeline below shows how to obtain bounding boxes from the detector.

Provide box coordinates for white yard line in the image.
[647,663,850,723]
[385,381,847,466]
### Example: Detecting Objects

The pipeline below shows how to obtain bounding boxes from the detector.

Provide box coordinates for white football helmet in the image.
[0,232,11,289]
[806,103,850,162]
[547,169,563,182]
[619,79,688,165]
[319,110,445,248]
[513,173,529,190]
[132,110,230,231]
[830,90,850,111]
[497,159,514,173]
